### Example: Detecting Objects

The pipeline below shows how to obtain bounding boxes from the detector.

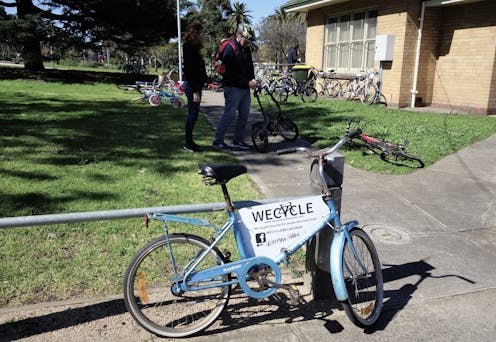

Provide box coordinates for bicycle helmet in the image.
[236,23,255,42]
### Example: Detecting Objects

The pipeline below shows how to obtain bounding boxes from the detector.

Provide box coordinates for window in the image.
[324,10,377,73]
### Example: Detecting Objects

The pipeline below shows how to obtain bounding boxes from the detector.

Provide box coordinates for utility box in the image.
[375,34,395,61]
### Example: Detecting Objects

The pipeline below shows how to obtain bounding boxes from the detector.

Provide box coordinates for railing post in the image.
[304,152,344,300]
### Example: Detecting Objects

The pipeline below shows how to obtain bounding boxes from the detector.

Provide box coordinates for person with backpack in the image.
[182,22,208,152]
[212,23,257,150]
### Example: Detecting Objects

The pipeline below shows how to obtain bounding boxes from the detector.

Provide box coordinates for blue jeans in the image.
[183,81,201,145]
[214,86,251,145]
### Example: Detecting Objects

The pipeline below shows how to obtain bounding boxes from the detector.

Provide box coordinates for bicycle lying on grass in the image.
[251,85,299,152]
[117,80,185,108]
[123,128,384,338]
[345,118,424,168]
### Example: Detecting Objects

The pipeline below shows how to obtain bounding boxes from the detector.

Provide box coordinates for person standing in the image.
[287,45,298,72]
[182,23,208,152]
[212,23,257,150]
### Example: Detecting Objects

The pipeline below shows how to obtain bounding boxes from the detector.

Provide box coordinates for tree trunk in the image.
[17,0,45,71]
[22,35,45,71]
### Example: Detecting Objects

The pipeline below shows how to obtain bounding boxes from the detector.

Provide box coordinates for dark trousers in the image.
[183,82,201,145]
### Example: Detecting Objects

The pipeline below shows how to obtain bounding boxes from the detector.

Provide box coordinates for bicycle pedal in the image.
[288,284,302,305]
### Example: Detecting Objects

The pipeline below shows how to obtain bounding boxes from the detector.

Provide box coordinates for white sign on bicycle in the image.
[236,196,331,259]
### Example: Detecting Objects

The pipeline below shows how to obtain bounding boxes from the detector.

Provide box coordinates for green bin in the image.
[292,65,311,82]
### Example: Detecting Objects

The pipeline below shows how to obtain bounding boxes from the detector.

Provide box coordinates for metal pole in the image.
[0,198,298,229]
[411,0,426,108]
[176,0,183,82]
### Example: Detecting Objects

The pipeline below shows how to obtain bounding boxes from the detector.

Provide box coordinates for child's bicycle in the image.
[251,85,299,152]
[123,128,384,338]
[345,118,424,167]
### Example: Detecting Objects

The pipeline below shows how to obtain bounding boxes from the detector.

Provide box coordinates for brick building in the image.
[283,0,496,114]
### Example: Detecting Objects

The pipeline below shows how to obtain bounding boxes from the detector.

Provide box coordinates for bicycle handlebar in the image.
[277,128,362,158]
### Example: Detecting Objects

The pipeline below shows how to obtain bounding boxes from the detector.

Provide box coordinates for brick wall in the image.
[429,2,496,114]
[304,0,495,114]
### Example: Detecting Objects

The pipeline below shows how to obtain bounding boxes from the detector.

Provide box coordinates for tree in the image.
[227,2,252,35]
[0,0,178,71]
[258,7,306,65]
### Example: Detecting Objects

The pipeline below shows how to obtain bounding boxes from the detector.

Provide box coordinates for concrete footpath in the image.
[1,90,495,341]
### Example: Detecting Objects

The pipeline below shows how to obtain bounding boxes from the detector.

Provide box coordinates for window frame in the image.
[324,9,378,73]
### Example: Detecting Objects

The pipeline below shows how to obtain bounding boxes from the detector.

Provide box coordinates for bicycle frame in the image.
[151,197,359,302]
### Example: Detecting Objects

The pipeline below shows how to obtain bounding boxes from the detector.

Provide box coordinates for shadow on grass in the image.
[0,82,218,216]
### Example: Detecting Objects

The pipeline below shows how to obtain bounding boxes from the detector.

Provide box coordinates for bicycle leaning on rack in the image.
[251,85,299,152]
[345,118,424,167]
[122,128,384,338]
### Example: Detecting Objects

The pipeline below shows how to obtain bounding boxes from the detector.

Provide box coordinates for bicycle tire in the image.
[363,83,378,105]
[380,149,425,168]
[123,234,231,338]
[278,118,298,141]
[301,87,318,102]
[341,80,354,101]
[251,122,269,152]
[340,228,383,327]
[273,82,289,104]
[326,79,342,98]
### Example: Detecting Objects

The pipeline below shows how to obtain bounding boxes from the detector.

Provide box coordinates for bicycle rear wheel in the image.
[340,228,383,327]
[278,118,298,141]
[301,87,318,102]
[251,122,269,152]
[123,234,230,338]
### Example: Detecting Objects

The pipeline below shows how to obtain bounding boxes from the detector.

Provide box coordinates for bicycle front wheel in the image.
[362,83,378,105]
[278,118,298,141]
[340,228,383,327]
[251,122,269,152]
[326,79,342,98]
[301,87,318,102]
[123,234,231,338]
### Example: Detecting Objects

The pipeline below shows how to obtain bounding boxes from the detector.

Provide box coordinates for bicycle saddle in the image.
[198,164,247,185]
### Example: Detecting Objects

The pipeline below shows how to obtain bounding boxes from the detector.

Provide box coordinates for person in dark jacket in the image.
[287,45,298,71]
[212,23,257,150]
[182,23,208,152]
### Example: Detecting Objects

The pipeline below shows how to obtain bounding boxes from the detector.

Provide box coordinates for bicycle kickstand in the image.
[261,278,304,305]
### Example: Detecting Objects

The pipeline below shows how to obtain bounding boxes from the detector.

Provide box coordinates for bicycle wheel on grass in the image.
[380,150,425,168]
[278,118,298,141]
[301,87,318,102]
[340,228,383,327]
[123,234,231,338]
[251,122,269,152]
[362,83,378,105]
[325,79,342,98]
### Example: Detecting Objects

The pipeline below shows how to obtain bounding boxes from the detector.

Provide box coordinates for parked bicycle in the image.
[317,69,342,98]
[345,118,424,167]
[251,85,299,152]
[341,70,378,105]
[272,67,318,103]
[123,128,384,338]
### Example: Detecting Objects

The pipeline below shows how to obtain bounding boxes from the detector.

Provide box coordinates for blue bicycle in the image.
[123,129,383,338]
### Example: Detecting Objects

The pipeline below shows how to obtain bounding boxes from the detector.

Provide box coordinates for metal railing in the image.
[0,198,296,229]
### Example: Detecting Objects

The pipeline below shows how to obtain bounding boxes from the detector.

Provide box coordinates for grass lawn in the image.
[1,68,495,307]
[280,96,496,174]
[0,77,259,306]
